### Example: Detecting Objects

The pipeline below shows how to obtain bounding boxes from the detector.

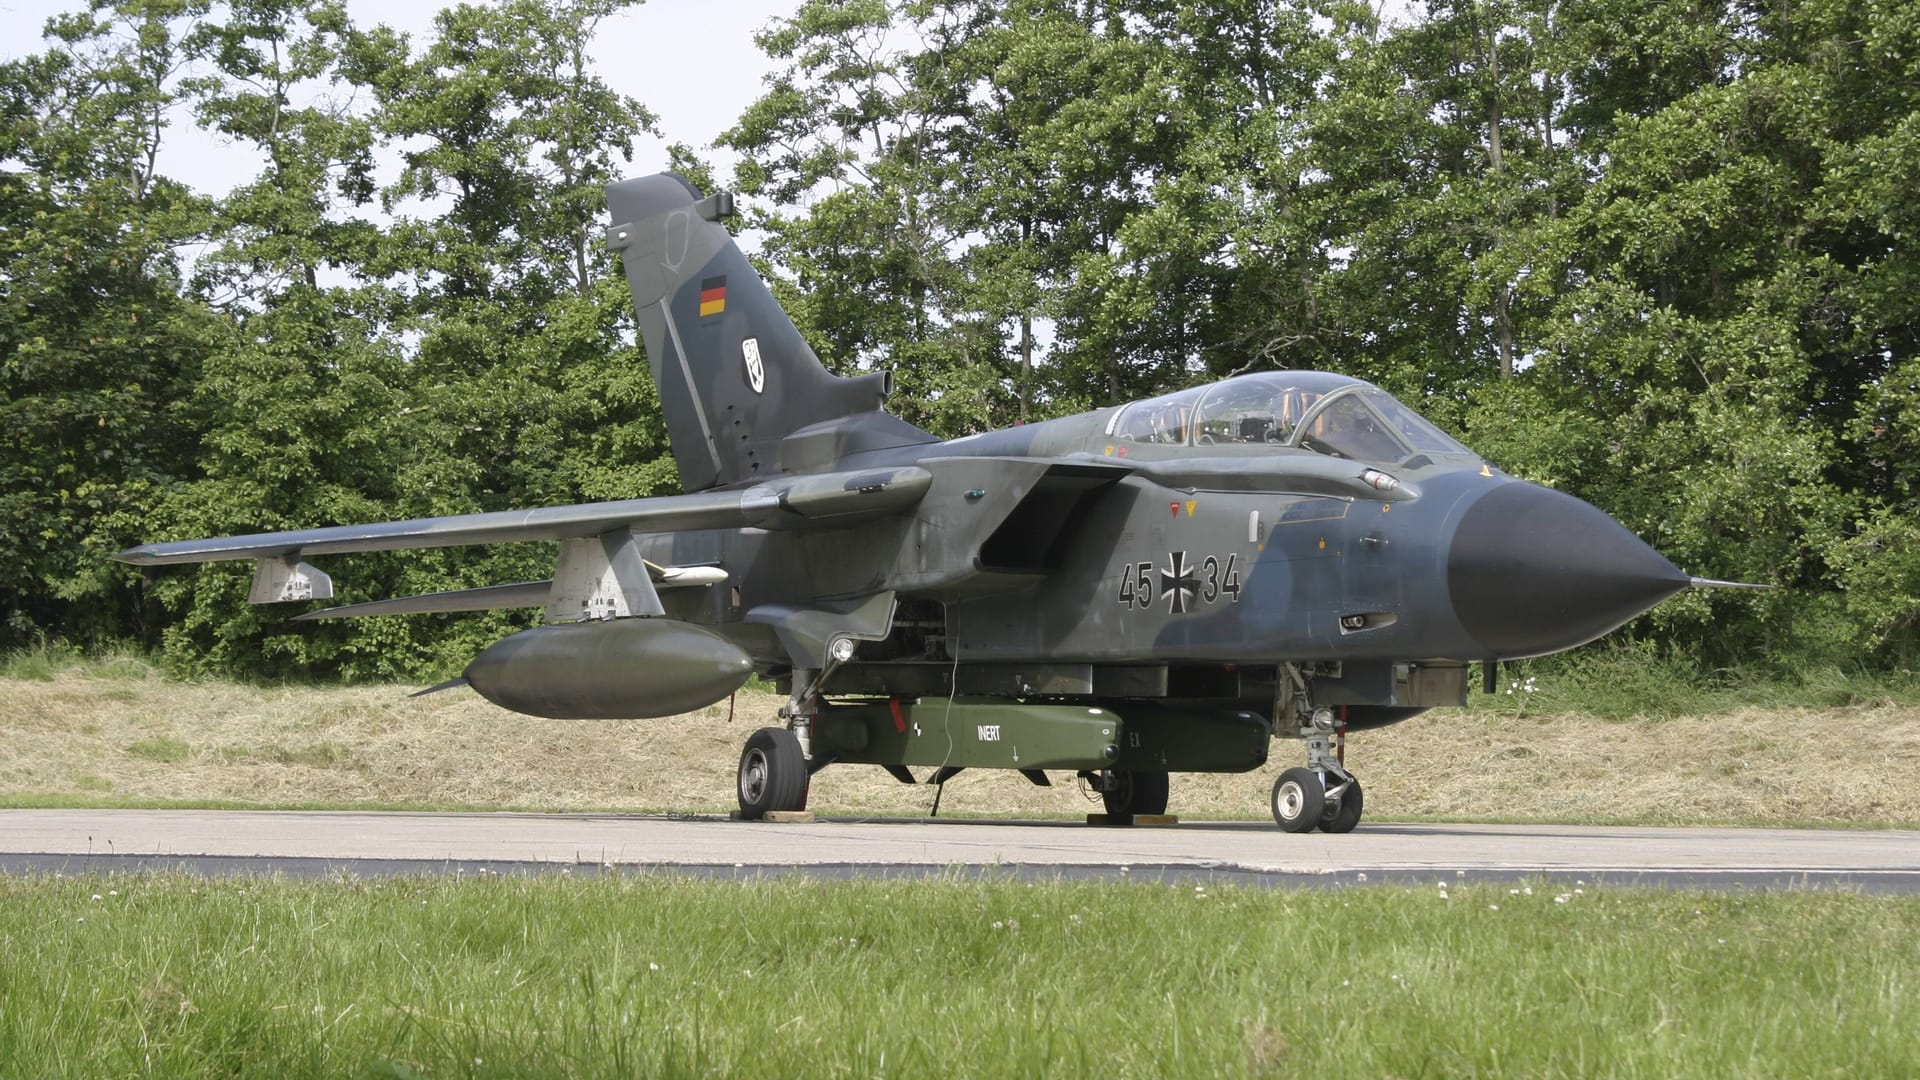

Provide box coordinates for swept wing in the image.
[114,467,933,612]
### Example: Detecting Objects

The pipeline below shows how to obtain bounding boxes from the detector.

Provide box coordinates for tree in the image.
[138,0,419,674]
[0,0,213,649]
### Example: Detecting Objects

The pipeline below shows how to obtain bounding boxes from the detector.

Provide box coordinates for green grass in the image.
[125,736,192,763]
[0,638,161,683]
[0,874,1914,1077]
[1468,642,1920,720]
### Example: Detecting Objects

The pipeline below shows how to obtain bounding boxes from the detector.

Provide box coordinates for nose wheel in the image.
[1269,767,1364,832]
[1270,689,1366,833]
[1318,774,1364,833]
[1270,767,1323,832]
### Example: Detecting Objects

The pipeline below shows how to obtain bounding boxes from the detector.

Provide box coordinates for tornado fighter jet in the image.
[116,173,1741,831]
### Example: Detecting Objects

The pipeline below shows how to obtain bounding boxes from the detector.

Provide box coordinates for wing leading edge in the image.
[114,466,933,568]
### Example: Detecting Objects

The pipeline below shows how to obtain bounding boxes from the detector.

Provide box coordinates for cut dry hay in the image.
[3,669,1918,825]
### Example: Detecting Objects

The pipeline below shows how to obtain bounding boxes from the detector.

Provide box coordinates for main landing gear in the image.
[1085,768,1170,818]
[736,643,857,819]
[737,726,808,818]
[1270,686,1365,833]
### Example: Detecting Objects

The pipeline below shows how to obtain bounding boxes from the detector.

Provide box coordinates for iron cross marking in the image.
[1160,550,1199,614]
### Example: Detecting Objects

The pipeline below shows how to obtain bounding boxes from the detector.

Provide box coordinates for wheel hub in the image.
[1277,781,1306,820]
[740,748,769,803]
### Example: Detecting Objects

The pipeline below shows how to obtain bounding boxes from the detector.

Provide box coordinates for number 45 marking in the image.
[1116,561,1152,609]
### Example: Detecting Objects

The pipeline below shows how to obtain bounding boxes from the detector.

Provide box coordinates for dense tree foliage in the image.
[1,0,1914,678]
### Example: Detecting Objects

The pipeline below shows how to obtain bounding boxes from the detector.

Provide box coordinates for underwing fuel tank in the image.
[463,619,752,719]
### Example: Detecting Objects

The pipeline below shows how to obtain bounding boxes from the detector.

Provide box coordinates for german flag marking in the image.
[698,276,726,317]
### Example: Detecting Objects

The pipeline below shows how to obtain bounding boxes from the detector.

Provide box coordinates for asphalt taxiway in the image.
[3,810,1916,890]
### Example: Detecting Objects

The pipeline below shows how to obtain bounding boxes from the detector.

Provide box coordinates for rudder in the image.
[605,174,920,491]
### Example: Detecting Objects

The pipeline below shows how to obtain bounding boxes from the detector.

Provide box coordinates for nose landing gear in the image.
[1269,760,1364,833]
[1271,675,1366,833]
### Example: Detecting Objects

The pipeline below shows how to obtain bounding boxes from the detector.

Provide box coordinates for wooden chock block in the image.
[1087,813,1179,827]
[728,811,817,823]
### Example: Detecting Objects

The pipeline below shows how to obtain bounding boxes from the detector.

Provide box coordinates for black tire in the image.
[1100,769,1170,817]
[737,727,808,819]
[1319,777,1364,834]
[1270,767,1324,833]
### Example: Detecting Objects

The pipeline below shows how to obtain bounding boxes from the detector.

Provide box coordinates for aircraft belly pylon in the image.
[114,172,1762,832]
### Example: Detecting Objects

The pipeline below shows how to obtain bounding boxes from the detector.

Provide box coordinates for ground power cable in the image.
[926,602,962,818]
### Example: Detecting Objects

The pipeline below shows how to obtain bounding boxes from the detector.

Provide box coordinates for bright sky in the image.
[0,0,799,195]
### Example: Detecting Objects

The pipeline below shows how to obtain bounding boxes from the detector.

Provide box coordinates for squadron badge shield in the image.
[742,337,765,393]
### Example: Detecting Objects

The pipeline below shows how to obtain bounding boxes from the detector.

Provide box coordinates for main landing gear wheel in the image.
[1270,767,1324,833]
[1319,776,1364,834]
[1099,769,1170,817]
[737,727,808,819]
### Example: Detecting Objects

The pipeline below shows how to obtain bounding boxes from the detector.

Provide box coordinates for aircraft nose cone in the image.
[1447,482,1690,658]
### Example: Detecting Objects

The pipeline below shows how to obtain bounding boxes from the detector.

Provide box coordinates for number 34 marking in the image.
[1199,553,1240,604]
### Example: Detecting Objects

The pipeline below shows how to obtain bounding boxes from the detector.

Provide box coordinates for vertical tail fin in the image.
[606,174,920,491]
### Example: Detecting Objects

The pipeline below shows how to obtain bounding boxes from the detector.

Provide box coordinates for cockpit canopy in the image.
[1106,372,1471,465]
